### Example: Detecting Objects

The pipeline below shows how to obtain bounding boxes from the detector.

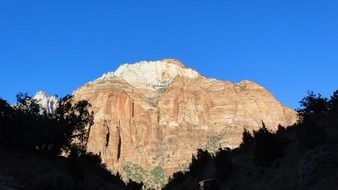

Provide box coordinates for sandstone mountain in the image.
[72,59,298,188]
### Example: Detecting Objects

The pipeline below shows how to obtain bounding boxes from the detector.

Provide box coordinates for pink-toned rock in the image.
[72,59,298,186]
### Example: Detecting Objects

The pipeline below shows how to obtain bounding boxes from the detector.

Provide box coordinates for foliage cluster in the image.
[0,93,143,190]
[0,93,93,156]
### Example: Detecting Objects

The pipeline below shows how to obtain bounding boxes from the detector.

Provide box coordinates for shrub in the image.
[215,148,233,180]
[150,166,166,185]
[189,149,212,178]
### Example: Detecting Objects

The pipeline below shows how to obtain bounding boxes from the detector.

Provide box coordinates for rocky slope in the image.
[72,59,298,187]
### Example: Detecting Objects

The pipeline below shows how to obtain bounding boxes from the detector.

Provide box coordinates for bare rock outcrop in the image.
[72,59,298,187]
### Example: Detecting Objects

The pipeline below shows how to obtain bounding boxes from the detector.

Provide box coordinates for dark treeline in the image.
[0,93,93,155]
[1,90,338,190]
[164,90,338,190]
[0,94,142,190]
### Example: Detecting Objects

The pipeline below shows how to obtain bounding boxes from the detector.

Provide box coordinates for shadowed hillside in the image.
[164,90,338,190]
[0,94,142,190]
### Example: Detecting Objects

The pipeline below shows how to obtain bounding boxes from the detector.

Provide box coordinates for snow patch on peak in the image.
[95,59,199,89]
[33,91,58,113]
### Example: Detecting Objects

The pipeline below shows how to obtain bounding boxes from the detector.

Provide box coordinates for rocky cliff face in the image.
[72,59,298,187]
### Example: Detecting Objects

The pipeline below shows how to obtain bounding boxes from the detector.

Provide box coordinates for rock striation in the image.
[72,59,298,187]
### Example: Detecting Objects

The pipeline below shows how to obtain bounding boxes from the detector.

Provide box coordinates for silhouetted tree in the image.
[0,94,140,190]
[0,93,93,156]
[297,91,328,122]
[163,171,187,190]
[0,98,11,117]
[329,90,338,113]
[15,93,40,115]
[253,124,286,166]
[293,91,334,152]
[240,128,254,150]
[215,148,233,180]
[54,96,94,156]
[189,149,212,178]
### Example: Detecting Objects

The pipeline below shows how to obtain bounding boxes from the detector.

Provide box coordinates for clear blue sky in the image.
[1,0,337,109]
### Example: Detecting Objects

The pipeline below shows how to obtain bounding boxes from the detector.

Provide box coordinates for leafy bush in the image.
[150,166,166,185]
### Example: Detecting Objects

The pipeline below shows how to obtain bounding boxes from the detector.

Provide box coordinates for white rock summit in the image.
[95,59,199,90]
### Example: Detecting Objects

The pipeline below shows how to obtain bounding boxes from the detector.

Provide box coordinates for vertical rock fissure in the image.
[157,110,160,124]
[117,130,121,160]
[105,126,110,147]
[132,102,135,117]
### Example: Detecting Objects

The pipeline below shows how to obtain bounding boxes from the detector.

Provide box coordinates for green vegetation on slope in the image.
[124,161,167,189]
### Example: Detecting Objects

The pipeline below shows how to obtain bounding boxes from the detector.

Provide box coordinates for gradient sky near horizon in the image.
[1,0,337,108]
